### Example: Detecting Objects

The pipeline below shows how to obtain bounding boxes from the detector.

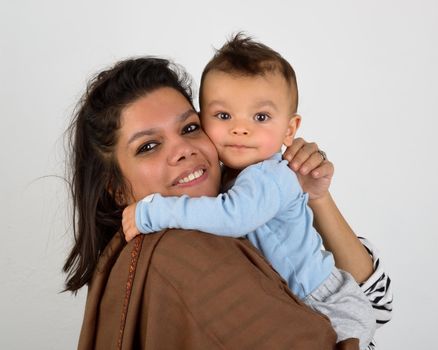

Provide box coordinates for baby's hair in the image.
[200,32,298,111]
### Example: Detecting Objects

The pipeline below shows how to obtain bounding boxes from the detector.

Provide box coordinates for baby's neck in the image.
[221,152,281,190]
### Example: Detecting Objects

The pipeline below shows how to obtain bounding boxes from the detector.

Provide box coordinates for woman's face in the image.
[115,87,221,203]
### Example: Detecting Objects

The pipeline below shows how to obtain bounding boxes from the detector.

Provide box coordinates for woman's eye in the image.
[254,113,270,122]
[137,142,159,154]
[216,112,231,120]
[182,123,200,134]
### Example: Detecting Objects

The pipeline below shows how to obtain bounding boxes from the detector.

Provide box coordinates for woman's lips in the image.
[172,166,208,187]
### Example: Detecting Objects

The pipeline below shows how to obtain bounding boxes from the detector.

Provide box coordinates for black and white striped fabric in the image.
[358,237,393,350]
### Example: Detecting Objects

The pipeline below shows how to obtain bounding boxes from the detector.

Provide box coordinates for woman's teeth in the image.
[178,169,204,184]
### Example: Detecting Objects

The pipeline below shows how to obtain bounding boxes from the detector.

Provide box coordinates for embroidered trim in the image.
[117,235,144,349]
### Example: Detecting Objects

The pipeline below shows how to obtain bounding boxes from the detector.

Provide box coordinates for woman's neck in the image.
[221,166,242,191]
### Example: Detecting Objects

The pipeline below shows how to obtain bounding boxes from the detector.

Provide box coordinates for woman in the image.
[64,57,391,349]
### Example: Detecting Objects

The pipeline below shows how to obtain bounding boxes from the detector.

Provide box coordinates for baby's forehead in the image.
[200,71,297,113]
[204,69,294,91]
[209,69,296,96]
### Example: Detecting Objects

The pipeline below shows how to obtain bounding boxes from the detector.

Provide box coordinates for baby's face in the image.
[200,70,299,169]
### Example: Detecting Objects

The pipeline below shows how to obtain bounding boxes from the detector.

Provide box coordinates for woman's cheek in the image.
[130,162,161,200]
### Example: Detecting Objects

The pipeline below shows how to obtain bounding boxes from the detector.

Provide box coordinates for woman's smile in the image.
[173,166,207,186]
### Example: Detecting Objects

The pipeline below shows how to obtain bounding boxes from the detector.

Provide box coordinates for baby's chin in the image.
[220,158,258,170]
[218,149,268,170]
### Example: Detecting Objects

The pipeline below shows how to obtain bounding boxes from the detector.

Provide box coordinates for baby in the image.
[123,34,375,348]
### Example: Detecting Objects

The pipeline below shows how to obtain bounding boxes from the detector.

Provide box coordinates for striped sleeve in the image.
[358,237,393,350]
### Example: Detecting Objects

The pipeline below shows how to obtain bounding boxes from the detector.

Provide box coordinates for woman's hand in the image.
[283,138,334,200]
[284,138,374,283]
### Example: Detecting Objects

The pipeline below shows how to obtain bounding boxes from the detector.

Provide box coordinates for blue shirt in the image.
[136,153,334,298]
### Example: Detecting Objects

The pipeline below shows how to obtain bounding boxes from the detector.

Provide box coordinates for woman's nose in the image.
[168,139,198,165]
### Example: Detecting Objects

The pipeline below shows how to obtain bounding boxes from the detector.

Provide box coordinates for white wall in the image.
[1,0,437,348]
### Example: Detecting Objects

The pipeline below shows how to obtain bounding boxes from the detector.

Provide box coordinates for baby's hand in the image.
[283,137,334,200]
[122,203,140,242]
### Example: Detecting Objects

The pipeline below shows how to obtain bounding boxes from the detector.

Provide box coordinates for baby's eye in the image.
[182,123,200,134]
[254,113,271,122]
[137,141,159,155]
[216,112,231,120]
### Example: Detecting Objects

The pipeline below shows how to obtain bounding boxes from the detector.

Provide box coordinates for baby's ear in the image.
[283,114,301,147]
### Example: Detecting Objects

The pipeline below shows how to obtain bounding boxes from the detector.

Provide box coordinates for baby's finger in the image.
[126,230,135,242]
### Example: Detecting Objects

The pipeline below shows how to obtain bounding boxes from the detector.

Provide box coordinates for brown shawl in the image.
[78,229,359,350]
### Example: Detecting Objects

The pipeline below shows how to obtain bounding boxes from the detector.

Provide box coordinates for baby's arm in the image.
[130,161,298,240]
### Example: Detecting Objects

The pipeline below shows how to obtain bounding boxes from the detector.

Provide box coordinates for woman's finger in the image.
[298,151,327,175]
[283,137,306,163]
[290,142,319,170]
[310,160,334,179]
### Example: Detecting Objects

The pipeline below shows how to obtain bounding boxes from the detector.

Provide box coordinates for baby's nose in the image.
[231,123,250,135]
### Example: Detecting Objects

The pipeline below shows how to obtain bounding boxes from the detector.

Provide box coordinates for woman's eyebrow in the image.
[127,108,197,145]
[178,108,197,122]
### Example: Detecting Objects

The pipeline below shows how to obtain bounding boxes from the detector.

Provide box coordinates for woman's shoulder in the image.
[144,229,340,349]
[80,229,342,349]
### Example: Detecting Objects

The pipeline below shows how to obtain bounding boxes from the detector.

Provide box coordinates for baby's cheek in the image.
[261,135,283,156]
[203,124,223,145]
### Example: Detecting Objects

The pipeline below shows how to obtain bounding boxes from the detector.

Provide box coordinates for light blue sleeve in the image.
[135,160,299,237]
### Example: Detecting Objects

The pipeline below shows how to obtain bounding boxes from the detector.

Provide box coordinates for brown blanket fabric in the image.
[78,229,359,350]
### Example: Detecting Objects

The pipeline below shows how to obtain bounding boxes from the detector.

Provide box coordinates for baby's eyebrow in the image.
[205,100,226,109]
[252,100,278,111]
[206,99,278,112]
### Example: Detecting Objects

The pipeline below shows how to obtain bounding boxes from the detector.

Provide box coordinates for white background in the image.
[1,0,437,348]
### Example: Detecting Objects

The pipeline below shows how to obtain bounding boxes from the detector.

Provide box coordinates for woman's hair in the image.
[64,57,194,292]
[200,32,298,111]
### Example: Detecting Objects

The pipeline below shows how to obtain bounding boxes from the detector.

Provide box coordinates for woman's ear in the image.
[114,189,126,206]
[107,177,127,206]
[283,114,301,147]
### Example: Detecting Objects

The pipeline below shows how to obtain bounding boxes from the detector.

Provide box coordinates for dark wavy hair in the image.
[63,57,194,293]
[200,32,298,112]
